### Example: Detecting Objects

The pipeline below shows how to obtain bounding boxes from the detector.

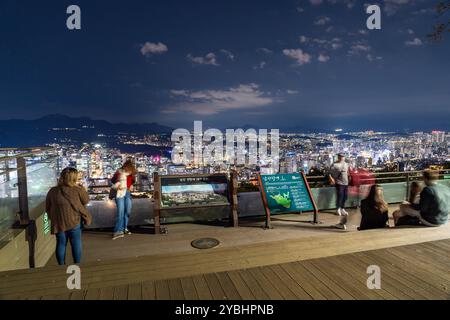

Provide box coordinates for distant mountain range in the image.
[0,114,173,148]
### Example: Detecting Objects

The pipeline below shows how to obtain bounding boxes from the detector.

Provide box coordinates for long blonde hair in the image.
[58,167,79,187]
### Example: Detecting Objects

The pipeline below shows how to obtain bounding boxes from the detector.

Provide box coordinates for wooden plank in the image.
[385,246,450,288]
[204,273,227,300]
[142,280,156,300]
[412,243,450,274]
[308,258,374,300]
[259,266,297,299]
[355,254,420,300]
[4,233,450,295]
[85,288,101,300]
[280,262,327,300]
[52,292,72,300]
[180,277,199,300]
[268,265,313,300]
[344,253,412,300]
[69,290,86,300]
[167,278,185,300]
[192,275,213,300]
[215,272,241,300]
[363,250,449,299]
[247,267,284,300]
[226,270,255,300]
[326,255,396,300]
[128,282,142,300]
[387,247,450,284]
[237,269,269,300]
[300,260,355,300]
[155,280,171,300]
[113,284,128,300]
[99,286,114,300]
[292,262,342,300]
[323,256,389,300]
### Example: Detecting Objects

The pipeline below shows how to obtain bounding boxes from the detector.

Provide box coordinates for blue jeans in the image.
[336,185,348,209]
[55,224,82,265]
[114,191,132,233]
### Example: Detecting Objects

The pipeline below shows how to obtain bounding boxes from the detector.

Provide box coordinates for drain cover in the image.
[191,238,220,249]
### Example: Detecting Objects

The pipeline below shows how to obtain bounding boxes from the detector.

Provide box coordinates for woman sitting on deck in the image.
[358,185,389,230]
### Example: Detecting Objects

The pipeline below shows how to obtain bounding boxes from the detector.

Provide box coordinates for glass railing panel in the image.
[379,182,407,204]
[26,161,58,215]
[0,176,19,243]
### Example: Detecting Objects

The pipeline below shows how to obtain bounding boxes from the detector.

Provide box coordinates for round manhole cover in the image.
[191,238,220,249]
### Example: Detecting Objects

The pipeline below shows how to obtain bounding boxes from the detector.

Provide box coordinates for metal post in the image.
[153,172,161,234]
[230,170,239,227]
[17,157,30,225]
[405,172,410,201]
[5,159,10,182]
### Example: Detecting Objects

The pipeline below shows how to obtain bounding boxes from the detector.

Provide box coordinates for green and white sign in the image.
[43,212,51,235]
[260,173,315,214]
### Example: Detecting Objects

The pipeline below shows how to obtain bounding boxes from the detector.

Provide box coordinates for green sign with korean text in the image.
[43,212,51,235]
[260,173,315,214]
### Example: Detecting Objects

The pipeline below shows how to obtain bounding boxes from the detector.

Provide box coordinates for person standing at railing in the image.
[329,153,351,215]
[394,170,450,227]
[110,160,136,240]
[328,153,352,230]
[46,167,92,265]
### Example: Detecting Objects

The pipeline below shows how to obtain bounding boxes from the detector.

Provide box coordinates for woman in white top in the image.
[111,160,136,239]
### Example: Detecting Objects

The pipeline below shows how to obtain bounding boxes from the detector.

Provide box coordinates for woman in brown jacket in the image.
[46,167,92,265]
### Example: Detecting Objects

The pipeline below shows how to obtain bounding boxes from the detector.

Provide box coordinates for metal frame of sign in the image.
[258,171,319,229]
[152,172,238,234]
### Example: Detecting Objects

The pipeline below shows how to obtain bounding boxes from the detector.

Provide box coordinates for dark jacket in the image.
[359,199,389,230]
[413,184,450,225]
[46,186,92,234]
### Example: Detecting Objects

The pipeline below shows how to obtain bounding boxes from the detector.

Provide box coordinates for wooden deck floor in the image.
[50,207,450,265]
[1,239,450,300]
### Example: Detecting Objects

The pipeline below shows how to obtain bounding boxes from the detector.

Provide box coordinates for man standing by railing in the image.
[329,153,351,229]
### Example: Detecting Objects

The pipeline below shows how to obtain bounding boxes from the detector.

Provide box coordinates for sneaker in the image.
[339,214,348,226]
[335,208,342,216]
[124,229,132,235]
[341,209,349,216]
[335,223,347,230]
[112,232,124,240]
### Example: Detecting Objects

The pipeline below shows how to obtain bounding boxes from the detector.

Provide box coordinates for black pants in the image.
[336,185,348,209]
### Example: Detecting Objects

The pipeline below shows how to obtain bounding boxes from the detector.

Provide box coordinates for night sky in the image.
[0,0,449,131]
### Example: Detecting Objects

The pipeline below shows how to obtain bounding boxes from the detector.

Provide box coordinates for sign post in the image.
[230,170,239,227]
[257,174,272,229]
[258,172,319,228]
[152,172,161,234]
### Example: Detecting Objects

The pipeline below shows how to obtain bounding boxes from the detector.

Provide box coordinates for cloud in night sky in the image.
[318,53,330,62]
[314,16,332,26]
[282,49,312,66]
[405,37,423,46]
[383,0,412,16]
[219,49,235,61]
[140,42,168,56]
[167,84,276,115]
[187,53,219,66]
